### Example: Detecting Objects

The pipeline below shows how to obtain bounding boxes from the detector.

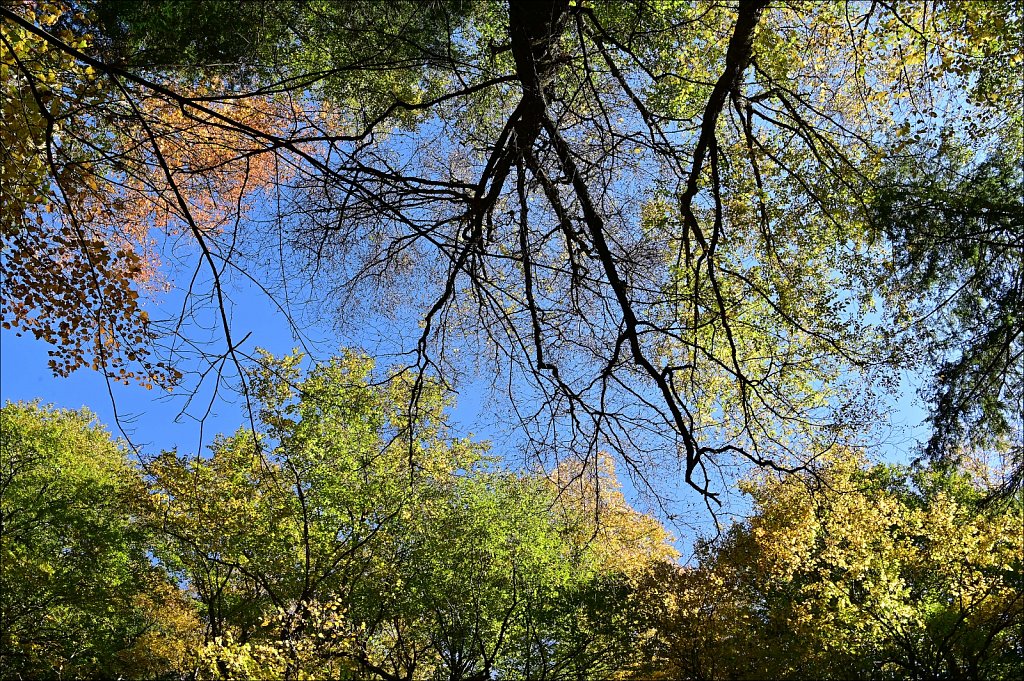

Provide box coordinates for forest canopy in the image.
[2,0,1021,500]
[0,1,1022,678]
[1,391,1020,680]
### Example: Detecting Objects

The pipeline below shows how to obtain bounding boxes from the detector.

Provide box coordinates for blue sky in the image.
[0,265,498,457]
[1,227,932,561]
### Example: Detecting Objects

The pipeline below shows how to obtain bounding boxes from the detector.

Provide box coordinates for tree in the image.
[0,2,166,386]
[142,351,677,680]
[395,457,676,681]
[143,350,456,679]
[872,142,1023,496]
[1,0,293,392]
[640,451,1024,680]
[2,1,1020,503]
[0,401,195,679]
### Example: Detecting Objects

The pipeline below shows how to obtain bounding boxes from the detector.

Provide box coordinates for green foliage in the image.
[93,0,472,116]
[0,402,188,679]
[872,145,1023,494]
[1,359,676,680]
[93,0,302,69]
[1,378,1019,680]
[140,351,671,679]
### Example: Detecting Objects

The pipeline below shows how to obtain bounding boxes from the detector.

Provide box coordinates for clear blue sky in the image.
[0,265,498,457]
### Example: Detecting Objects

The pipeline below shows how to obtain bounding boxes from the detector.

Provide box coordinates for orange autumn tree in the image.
[1,1,295,388]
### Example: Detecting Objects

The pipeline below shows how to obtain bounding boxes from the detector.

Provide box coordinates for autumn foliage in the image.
[3,379,1021,680]
[1,2,1022,679]
[2,1,295,389]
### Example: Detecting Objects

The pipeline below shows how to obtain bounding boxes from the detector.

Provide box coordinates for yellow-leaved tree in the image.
[633,450,1023,680]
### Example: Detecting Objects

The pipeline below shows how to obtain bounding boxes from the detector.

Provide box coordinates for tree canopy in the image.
[2,3,1022,676]
[0,402,195,679]
[634,451,1023,680]
[2,386,1020,679]
[2,0,1021,503]
[0,352,685,679]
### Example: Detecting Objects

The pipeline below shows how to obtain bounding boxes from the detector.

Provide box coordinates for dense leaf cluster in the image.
[1,356,680,680]
[2,367,1021,679]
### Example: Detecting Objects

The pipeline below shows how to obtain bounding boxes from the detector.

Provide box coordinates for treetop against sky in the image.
[0,0,1020,509]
